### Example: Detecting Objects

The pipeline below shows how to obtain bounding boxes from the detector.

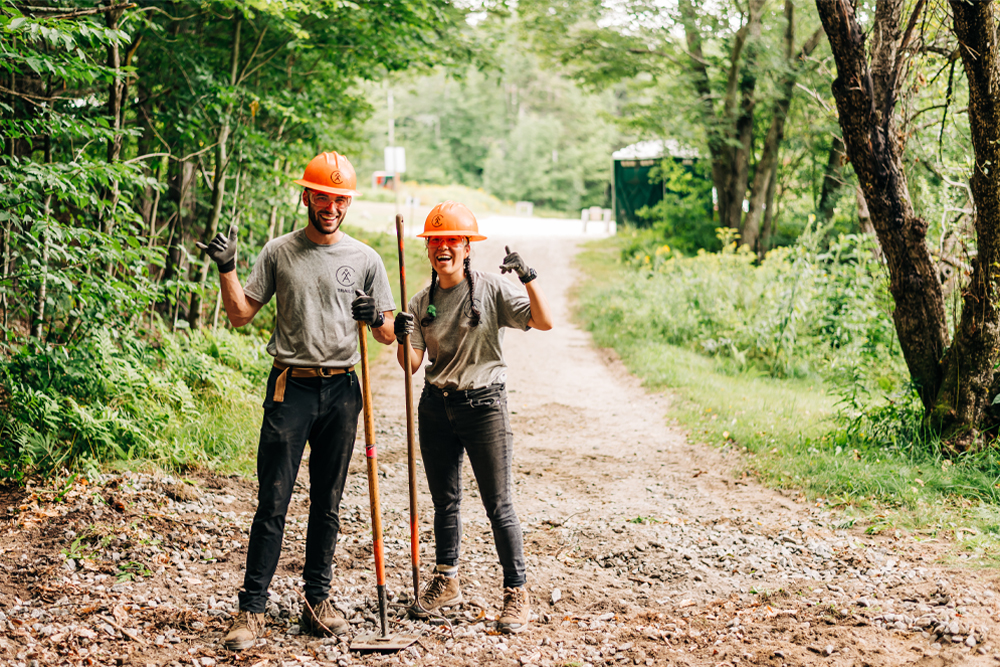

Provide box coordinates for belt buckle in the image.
[320,367,335,378]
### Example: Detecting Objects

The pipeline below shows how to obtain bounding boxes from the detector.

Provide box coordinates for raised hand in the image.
[500,245,536,284]
[196,224,238,273]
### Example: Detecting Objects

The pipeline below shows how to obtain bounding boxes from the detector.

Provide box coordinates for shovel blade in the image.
[350,631,420,652]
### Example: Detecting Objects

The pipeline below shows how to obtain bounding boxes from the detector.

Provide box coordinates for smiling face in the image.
[303,189,351,237]
[427,236,470,285]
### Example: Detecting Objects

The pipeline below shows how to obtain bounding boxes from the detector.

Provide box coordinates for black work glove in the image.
[500,245,537,284]
[352,290,384,328]
[195,223,238,274]
[394,312,415,344]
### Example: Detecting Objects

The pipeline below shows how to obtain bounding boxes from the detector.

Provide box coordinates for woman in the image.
[394,201,553,634]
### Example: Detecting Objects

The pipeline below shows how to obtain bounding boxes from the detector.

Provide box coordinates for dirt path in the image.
[2,234,999,667]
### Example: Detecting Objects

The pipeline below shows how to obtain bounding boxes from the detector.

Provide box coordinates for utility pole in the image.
[388,87,400,221]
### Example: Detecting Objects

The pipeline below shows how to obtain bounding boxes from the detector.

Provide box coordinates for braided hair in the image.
[420,245,481,328]
[420,269,439,327]
[463,256,481,327]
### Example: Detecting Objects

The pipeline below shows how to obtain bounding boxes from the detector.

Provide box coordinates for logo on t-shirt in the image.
[330,171,345,186]
[462,298,483,320]
[336,266,357,287]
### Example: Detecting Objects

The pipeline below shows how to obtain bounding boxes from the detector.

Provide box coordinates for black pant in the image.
[418,383,526,588]
[238,366,361,613]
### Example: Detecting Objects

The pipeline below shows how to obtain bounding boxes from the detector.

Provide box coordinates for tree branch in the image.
[14,2,134,17]
[236,25,267,84]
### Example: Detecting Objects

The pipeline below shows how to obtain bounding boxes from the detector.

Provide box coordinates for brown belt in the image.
[272,361,354,403]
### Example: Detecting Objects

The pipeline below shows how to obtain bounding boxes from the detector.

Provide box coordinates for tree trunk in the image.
[758,163,779,259]
[100,2,126,244]
[742,4,823,250]
[32,128,53,339]
[189,11,241,329]
[856,186,874,235]
[678,0,764,230]
[723,70,757,231]
[740,0,795,251]
[932,3,1000,446]
[815,0,948,411]
[817,135,846,224]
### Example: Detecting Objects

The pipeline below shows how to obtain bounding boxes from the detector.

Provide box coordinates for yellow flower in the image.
[655,244,671,255]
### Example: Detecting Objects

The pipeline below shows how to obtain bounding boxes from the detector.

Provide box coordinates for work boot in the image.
[222,610,265,651]
[497,586,530,634]
[301,598,350,637]
[411,572,463,618]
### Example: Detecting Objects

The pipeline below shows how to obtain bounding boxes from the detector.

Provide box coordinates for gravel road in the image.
[2,232,999,667]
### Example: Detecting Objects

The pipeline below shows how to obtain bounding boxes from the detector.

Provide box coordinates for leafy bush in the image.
[634,158,718,255]
[0,325,270,479]
[581,225,903,385]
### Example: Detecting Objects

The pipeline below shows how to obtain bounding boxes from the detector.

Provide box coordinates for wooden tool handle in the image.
[396,214,421,599]
[358,321,386,592]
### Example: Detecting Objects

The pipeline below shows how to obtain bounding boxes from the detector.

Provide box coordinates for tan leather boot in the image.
[411,572,463,618]
[301,598,349,636]
[223,610,265,650]
[497,586,530,634]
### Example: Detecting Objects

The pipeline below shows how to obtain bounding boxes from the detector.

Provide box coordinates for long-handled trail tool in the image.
[394,215,451,630]
[350,314,420,652]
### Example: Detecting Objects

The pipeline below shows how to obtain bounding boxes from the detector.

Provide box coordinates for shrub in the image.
[0,324,269,478]
[581,225,903,385]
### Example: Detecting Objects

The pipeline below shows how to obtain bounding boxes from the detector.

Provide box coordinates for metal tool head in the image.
[350,631,421,652]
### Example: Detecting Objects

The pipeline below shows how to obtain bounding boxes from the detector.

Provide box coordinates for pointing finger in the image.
[195,241,208,251]
[505,245,511,255]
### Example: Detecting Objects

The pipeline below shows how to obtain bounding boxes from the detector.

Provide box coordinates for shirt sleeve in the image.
[364,250,397,313]
[243,242,275,305]
[495,275,532,331]
[407,293,426,351]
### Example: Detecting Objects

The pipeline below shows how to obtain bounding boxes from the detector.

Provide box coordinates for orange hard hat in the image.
[418,201,487,242]
[293,151,361,196]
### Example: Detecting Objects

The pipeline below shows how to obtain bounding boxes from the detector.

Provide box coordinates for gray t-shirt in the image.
[409,271,531,390]
[244,229,395,368]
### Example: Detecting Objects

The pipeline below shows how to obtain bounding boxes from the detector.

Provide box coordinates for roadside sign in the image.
[384,146,406,174]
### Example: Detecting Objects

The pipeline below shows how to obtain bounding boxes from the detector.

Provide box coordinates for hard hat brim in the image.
[294,179,362,197]
[417,229,487,242]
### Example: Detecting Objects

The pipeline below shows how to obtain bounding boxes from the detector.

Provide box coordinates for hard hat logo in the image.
[417,201,487,242]
[293,151,360,196]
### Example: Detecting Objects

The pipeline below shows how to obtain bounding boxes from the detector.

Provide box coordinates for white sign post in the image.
[384,146,406,222]
[384,146,406,176]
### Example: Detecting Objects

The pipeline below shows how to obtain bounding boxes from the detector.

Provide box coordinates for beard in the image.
[308,204,344,236]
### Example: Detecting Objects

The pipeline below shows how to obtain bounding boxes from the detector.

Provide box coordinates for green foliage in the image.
[0,223,418,480]
[586,225,901,383]
[0,325,268,478]
[362,16,621,213]
[633,158,717,254]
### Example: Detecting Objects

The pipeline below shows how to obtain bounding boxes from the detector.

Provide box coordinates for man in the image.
[197,151,396,650]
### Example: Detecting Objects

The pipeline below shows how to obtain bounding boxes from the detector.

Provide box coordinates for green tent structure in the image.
[611,140,704,227]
